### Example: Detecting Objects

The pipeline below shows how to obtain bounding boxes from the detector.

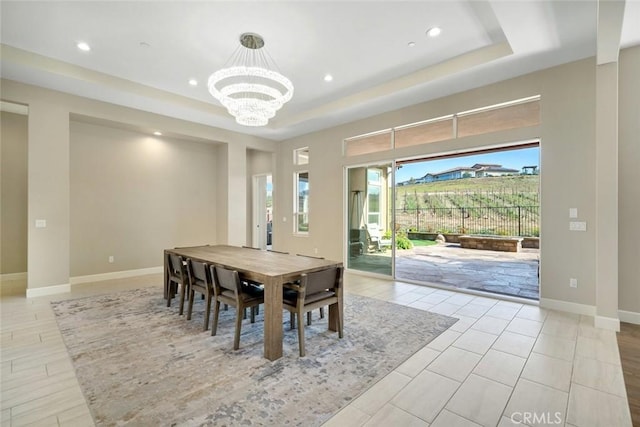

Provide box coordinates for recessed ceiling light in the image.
[153,131,163,136]
[76,41,91,52]
[324,74,333,82]
[408,41,416,48]
[426,27,442,38]
[188,79,198,86]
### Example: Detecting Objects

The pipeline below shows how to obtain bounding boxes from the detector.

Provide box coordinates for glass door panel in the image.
[347,163,393,276]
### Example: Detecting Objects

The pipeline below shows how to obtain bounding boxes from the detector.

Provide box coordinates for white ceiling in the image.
[1,1,638,141]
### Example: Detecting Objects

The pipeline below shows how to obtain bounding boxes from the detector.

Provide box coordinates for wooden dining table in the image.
[164,245,343,361]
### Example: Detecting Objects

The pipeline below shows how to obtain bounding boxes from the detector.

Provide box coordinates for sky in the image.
[395,147,539,183]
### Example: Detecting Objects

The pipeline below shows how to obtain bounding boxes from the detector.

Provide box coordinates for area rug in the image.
[51,287,457,426]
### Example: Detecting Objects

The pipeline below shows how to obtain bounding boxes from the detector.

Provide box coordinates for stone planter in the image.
[407,232,462,243]
[522,237,540,249]
[459,235,523,252]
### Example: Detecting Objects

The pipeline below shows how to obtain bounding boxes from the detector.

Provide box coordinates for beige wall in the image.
[275,57,600,309]
[70,120,218,276]
[618,46,640,315]
[1,111,28,274]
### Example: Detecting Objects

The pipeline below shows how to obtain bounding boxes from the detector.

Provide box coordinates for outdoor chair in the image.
[366,224,392,252]
[210,265,265,350]
[282,266,344,357]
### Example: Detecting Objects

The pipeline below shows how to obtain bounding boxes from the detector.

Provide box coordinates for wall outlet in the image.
[569,278,578,288]
[569,221,587,231]
[314,248,318,254]
[108,256,114,263]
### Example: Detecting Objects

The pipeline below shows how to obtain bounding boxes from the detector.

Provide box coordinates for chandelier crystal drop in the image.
[208,33,294,127]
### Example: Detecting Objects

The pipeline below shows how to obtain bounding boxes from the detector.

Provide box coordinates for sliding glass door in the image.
[345,145,540,301]
[346,163,393,276]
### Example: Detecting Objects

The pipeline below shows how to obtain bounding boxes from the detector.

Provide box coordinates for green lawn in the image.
[410,239,438,247]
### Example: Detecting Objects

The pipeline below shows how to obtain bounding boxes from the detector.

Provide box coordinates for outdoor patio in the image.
[349,243,540,300]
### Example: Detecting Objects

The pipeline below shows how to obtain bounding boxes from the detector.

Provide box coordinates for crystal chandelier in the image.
[208,33,294,127]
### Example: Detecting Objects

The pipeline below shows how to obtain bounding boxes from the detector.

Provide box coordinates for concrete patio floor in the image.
[348,243,540,300]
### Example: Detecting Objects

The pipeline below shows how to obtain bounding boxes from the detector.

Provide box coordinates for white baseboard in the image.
[0,272,27,282]
[69,266,163,285]
[619,310,640,325]
[26,283,71,298]
[539,298,596,316]
[594,315,620,331]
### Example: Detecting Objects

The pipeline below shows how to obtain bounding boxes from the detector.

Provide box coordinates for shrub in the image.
[395,232,413,250]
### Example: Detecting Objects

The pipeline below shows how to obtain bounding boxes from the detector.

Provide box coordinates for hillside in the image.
[394,175,540,236]
[398,175,539,193]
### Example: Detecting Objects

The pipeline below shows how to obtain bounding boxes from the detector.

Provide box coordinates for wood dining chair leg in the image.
[179,282,187,315]
[203,293,212,331]
[211,300,221,336]
[297,309,306,357]
[234,308,243,350]
[290,312,296,329]
[336,302,344,338]
[320,307,325,319]
[306,311,312,326]
[166,281,173,307]
[187,289,195,320]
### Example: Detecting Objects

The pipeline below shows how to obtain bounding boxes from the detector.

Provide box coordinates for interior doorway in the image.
[394,143,540,299]
[252,174,273,250]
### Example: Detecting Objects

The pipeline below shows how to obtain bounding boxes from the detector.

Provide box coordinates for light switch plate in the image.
[35,219,47,228]
[569,221,587,231]
[569,208,578,218]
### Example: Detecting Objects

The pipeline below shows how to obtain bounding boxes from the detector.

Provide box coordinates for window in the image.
[344,130,392,157]
[367,169,382,226]
[294,171,309,234]
[457,98,540,138]
[294,147,309,165]
[344,96,540,157]
[394,116,454,148]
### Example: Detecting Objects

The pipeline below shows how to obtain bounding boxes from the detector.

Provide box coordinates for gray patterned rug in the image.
[51,287,457,426]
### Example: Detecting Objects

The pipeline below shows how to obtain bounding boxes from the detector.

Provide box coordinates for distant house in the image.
[414,173,435,183]
[430,167,477,181]
[472,164,520,177]
[401,163,521,185]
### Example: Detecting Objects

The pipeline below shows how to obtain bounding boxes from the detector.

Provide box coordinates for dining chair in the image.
[166,253,189,313]
[282,266,344,357]
[185,259,214,331]
[294,254,326,324]
[210,265,265,350]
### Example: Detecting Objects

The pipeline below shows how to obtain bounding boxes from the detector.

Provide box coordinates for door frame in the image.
[252,174,270,249]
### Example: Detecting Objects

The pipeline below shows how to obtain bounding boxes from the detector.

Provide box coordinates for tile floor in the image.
[0,272,633,427]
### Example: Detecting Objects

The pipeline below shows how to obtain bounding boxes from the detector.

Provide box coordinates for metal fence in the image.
[395,205,539,237]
